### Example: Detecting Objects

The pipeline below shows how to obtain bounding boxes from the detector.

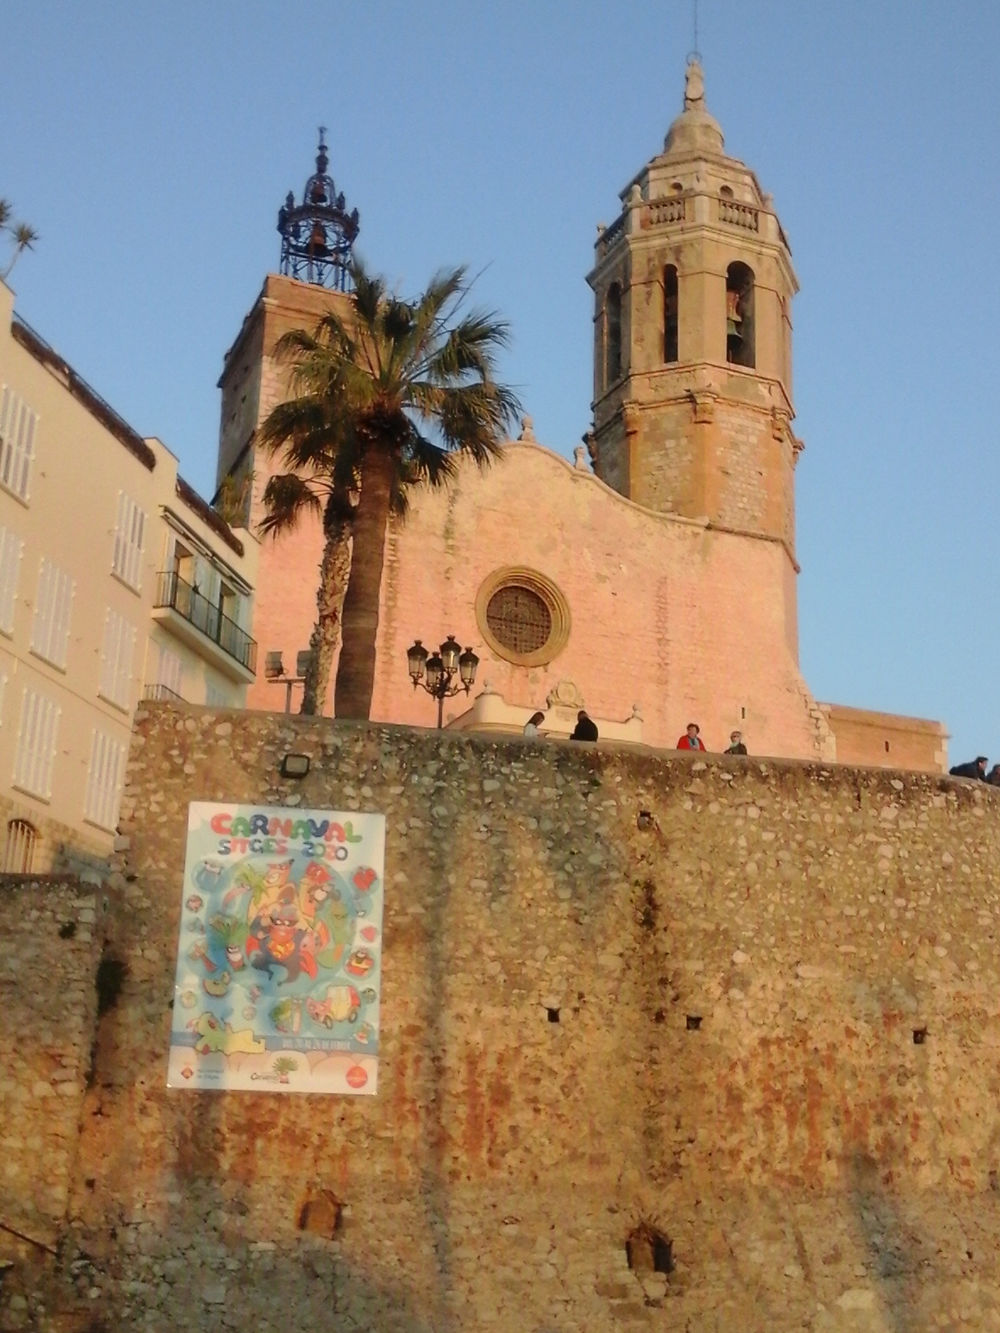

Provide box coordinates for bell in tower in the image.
[277,128,360,291]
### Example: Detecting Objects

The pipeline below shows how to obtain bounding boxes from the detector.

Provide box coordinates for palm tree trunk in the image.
[334,449,395,719]
[300,517,351,715]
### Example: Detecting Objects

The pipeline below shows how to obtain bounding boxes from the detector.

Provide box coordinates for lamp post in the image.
[264,649,314,713]
[406,635,479,728]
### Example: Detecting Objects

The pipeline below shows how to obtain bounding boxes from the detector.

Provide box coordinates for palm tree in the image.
[256,468,353,716]
[0,199,38,280]
[260,258,520,720]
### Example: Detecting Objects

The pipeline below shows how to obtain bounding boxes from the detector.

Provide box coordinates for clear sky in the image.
[4,0,1000,764]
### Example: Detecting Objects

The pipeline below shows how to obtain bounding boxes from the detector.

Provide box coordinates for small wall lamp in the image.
[280,753,311,779]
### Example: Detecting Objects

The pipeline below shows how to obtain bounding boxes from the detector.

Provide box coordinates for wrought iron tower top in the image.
[276,128,360,291]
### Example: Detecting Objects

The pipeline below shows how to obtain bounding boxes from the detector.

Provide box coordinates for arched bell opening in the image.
[663,265,679,364]
[726,261,755,368]
[605,282,623,385]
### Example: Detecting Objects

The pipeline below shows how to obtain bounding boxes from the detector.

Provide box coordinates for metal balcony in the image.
[153,572,257,680]
[142,683,185,703]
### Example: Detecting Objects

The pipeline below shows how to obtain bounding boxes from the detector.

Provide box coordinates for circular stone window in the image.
[475,567,571,666]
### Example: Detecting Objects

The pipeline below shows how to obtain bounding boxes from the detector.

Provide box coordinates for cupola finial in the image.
[684,56,705,110]
[664,56,724,155]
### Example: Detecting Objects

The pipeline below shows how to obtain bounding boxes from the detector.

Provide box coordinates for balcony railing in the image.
[154,571,257,675]
[142,683,185,703]
[648,197,687,226]
[596,213,626,259]
[718,198,759,232]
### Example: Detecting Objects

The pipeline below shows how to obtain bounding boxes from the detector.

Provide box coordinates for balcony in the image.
[142,683,185,703]
[152,571,257,683]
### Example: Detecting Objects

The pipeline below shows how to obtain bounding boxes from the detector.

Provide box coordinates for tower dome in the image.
[663,57,724,155]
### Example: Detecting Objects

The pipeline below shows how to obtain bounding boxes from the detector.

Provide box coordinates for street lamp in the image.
[264,649,314,713]
[406,634,479,728]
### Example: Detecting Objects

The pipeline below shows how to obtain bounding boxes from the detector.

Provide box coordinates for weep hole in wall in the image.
[626,1222,674,1276]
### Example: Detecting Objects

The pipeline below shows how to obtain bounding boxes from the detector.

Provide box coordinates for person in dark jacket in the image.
[570,710,599,742]
[949,756,988,780]
[724,730,748,755]
[987,764,1000,787]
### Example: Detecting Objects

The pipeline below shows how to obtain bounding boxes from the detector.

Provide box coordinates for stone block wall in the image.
[0,793,115,879]
[4,703,1000,1331]
[821,701,949,776]
[0,877,106,1300]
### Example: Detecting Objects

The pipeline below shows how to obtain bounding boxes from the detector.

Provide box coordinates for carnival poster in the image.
[167,802,385,1095]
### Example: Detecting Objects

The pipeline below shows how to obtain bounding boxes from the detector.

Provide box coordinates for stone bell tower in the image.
[587,58,801,567]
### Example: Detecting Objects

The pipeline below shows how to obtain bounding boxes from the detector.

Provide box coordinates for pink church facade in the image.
[217,65,946,772]
[371,436,827,757]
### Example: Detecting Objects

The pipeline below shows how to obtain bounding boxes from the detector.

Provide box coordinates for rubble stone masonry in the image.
[3,702,1000,1331]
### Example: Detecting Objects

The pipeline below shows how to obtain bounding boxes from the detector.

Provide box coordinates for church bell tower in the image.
[587,59,801,567]
[214,132,360,711]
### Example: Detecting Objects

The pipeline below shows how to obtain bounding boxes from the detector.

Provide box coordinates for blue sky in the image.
[5,1,1000,764]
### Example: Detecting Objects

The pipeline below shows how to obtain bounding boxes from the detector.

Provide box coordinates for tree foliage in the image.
[259,257,520,719]
[0,198,38,279]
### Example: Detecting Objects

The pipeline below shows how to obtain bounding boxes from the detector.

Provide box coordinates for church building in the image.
[216,63,946,771]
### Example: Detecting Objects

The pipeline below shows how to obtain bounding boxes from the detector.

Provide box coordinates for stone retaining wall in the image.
[4,702,1000,1332]
[0,875,106,1317]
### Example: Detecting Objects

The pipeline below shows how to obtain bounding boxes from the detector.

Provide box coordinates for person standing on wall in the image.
[523,711,546,739]
[571,710,599,742]
[676,723,706,751]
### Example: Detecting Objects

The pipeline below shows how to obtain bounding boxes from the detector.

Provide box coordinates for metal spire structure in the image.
[276,128,360,291]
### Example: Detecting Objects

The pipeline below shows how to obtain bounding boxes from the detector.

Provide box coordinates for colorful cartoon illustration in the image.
[270,996,304,1034]
[345,947,375,978]
[170,802,385,1095]
[188,1012,266,1056]
[193,859,225,892]
[221,861,269,913]
[187,940,217,971]
[248,888,317,984]
[306,984,361,1028]
[301,866,354,969]
[207,912,248,970]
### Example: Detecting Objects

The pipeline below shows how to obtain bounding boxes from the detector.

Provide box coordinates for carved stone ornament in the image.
[689,390,717,424]
[545,679,586,710]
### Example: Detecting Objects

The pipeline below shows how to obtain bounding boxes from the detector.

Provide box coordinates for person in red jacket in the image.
[676,722,706,751]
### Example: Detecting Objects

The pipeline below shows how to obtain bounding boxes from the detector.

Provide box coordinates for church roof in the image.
[663,57,724,156]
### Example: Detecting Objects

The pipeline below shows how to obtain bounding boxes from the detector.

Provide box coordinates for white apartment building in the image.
[0,279,259,874]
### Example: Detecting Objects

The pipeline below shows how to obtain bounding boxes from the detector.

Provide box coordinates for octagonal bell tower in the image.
[587,59,802,568]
